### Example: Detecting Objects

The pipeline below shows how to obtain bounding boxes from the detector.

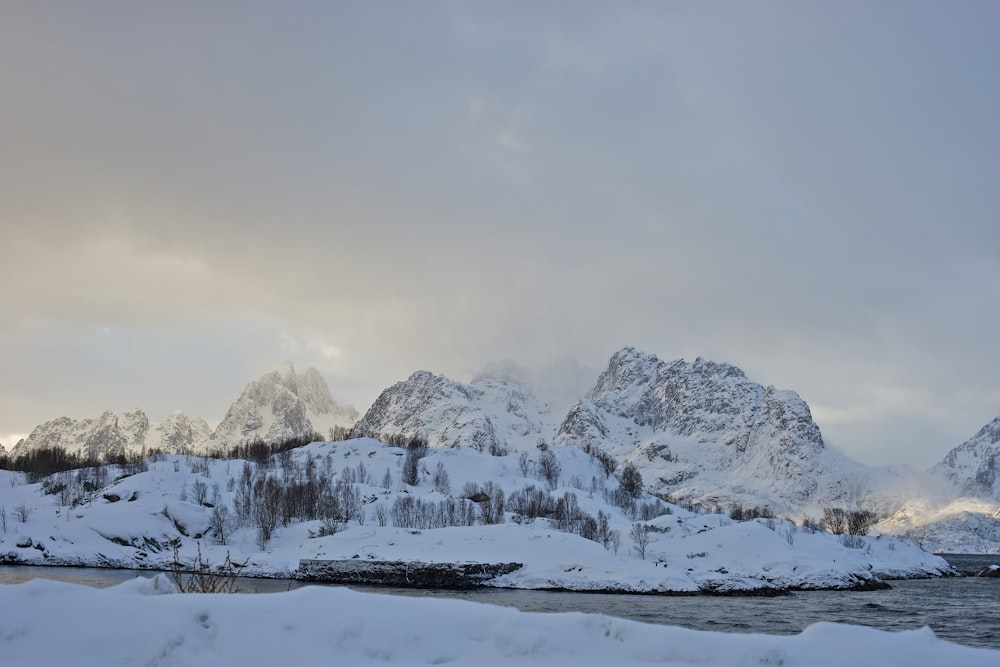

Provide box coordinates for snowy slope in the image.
[0,438,950,593]
[554,347,875,514]
[351,369,557,452]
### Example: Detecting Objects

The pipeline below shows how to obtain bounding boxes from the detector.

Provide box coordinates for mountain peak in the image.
[207,365,357,451]
[352,369,555,451]
[932,414,1000,499]
[557,346,842,511]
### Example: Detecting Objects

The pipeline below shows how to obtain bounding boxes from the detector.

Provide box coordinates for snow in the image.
[0,575,996,667]
[0,440,950,592]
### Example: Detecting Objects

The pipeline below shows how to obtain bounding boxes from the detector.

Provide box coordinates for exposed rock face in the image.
[10,409,210,459]
[297,560,522,588]
[554,347,864,512]
[206,363,359,452]
[931,416,1000,500]
[351,370,555,452]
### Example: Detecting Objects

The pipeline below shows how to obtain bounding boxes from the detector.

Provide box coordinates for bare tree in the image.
[209,505,233,545]
[847,509,879,536]
[822,507,848,535]
[432,462,451,495]
[0,505,6,534]
[518,451,531,477]
[191,479,209,506]
[618,462,643,498]
[13,502,33,523]
[630,522,651,559]
[537,448,561,490]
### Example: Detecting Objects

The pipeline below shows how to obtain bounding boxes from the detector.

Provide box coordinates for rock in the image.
[297,560,522,588]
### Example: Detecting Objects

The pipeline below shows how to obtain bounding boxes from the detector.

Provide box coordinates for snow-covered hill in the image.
[0,437,950,593]
[351,369,556,452]
[553,347,874,514]
[206,363,358,453]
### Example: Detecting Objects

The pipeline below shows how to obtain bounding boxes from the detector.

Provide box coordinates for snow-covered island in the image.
[0,439,950,594]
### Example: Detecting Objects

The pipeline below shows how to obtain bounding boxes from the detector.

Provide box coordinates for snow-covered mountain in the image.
[10,409,212,459]
[351,369,556,452]
[873,416,1000,553]
[931,416,1000,499]
[10,363,358,459]
[553,347,872,513]
[205,363,359,453]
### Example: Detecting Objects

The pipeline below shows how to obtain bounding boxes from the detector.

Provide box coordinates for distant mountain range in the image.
[9,363,358,459]
[7,347,1000,552]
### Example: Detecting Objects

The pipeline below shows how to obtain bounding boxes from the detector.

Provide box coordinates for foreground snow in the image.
[0,440,951,592]
[1,575,996,667]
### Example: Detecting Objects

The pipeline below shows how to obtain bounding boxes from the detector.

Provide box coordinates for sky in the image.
[2,2,998,469]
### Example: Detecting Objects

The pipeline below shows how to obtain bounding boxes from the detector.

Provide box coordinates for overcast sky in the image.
[2,2,998,469]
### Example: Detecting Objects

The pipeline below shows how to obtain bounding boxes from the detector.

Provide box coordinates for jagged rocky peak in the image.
[556,346,845,511]
[10,408,207,460]
[148,411,213,453]
[208,362,357,451]
[931,415,1000,500]
[568,346,822,449]
[352,368,554,451]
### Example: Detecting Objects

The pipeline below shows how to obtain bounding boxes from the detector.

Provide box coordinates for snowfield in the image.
[1,574,997,667]
[0,439,950,593]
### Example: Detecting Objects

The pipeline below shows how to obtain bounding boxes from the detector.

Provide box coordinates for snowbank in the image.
[0,576,996,667]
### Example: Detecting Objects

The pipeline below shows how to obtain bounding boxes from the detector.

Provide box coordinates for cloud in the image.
[1,3,998,470]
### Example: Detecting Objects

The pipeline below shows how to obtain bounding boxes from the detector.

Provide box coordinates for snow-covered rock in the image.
[351,369,556,452]
[554,347,870,514]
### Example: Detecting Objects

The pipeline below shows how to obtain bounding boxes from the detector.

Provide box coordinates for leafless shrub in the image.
[171,542,247,594]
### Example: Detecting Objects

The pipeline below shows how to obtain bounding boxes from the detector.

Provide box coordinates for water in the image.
[2,555,998,651]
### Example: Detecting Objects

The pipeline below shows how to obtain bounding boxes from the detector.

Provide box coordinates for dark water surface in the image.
[2,555,998,650]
